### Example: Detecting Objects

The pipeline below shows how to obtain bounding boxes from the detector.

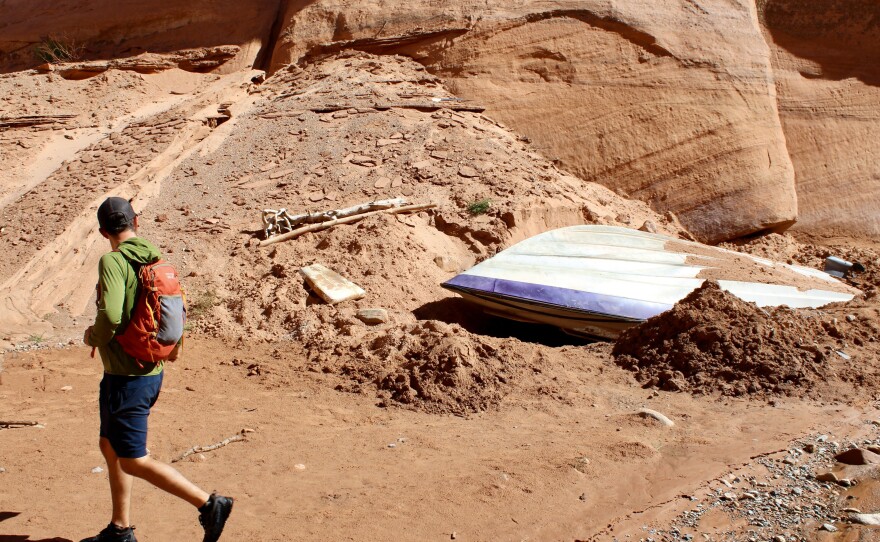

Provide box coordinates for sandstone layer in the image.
[760,0,880,239]
[270,0,799,243]
[0,0,278,73]
[2,0,877,243]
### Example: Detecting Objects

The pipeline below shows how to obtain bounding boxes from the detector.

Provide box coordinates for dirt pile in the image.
[302,319,521,415]
[612,281,880,398]
[161,52,681,343]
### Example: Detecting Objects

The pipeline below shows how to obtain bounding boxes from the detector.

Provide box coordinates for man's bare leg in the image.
[99,437,133,528]
[118,455,209,508]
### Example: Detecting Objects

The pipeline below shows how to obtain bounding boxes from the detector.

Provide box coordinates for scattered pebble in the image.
[356,308,389,325]
[91,467,104,474]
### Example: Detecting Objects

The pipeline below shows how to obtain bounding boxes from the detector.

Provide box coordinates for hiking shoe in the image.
[199,492,234,542]
[80,523,137,542]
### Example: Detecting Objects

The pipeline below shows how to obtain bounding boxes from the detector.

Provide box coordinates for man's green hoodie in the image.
[88,237,164,376]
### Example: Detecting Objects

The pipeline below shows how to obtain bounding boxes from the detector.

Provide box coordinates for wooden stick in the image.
[263,198,408,231]
[171,433,245,463]
[0,421,40,427]
[259,203,436,247]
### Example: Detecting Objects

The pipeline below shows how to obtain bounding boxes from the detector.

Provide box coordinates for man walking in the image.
[82,197,232,542]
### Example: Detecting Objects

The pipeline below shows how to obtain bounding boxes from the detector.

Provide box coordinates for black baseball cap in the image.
[97,197,137,234]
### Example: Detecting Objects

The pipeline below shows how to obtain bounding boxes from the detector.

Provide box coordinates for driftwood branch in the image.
[171,433,245,463]
[262,198,408,237]
[0,420,40,428]
[259,203,436,247]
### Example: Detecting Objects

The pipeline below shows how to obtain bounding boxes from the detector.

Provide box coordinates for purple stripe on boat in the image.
[443,274,672,321]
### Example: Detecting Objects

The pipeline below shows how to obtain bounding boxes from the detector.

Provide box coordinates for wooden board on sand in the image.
[300,264,366,305]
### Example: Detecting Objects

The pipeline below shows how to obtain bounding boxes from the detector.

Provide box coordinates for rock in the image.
[155,213,169,223]
[349,155,377,167]
[60,385,72,392]
[772,537,785,542]
[269,168,295,179]
[259,162,277,172]
[458,166,480,178]
[636,408,675,427]
[834,448,880,466]
[376,138,401,147]
[308,192,324,202]
[91,467,104,474]
[851,513,880,526]
[638,220,658,233]
[722,492,736,501]
[356,308,389,325]
[815,471,838,483]
[241,427,255,434]
[293,464,306,470]
[434,255,458,272]
[803,443,815,453]
[820,523,838,532]
[373,177,391,189]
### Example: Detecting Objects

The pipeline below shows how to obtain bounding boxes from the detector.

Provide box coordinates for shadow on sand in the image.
[414,297,594,347]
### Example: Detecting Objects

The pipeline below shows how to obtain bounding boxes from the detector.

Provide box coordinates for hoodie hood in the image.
[116,237,161,264]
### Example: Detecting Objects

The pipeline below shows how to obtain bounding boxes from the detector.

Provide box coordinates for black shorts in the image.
[99,372,163,459]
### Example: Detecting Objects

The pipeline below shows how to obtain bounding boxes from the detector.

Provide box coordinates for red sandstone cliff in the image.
[1,0,876,242]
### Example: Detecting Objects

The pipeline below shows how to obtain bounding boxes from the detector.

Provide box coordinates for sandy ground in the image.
[2,339,879,541]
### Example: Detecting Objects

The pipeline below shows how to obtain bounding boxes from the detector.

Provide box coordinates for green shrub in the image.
[466,198,491,215]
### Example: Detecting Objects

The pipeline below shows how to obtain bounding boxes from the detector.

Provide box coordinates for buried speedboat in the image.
[441,225,859,339]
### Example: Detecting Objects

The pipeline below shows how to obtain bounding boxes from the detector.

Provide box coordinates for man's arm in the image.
[87,254,127,347]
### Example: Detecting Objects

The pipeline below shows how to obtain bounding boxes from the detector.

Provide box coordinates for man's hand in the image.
[83,326,93,346]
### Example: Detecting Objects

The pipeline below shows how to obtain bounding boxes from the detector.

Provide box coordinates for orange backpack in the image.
[116,259,187,365]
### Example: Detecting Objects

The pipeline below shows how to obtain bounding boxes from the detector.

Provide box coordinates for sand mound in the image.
[303,319,523,415]
[612,281,878,397]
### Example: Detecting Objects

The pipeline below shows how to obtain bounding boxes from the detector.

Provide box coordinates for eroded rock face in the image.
[761,0,880,239]
[0,0,278,73]
[3,0,876,242]
[269,1,799,243]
